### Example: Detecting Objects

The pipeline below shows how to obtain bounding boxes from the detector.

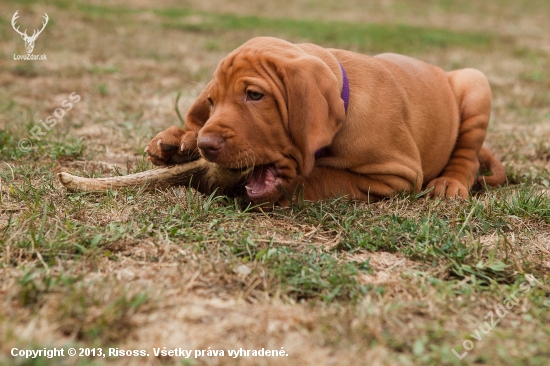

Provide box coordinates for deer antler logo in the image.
[11,11,49,54]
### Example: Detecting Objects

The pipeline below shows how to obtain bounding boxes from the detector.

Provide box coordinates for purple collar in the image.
[315,63,349,159]
[339,63,350,113]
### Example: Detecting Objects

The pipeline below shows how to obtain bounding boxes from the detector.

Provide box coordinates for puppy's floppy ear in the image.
[278,56,345,175]
[185,82,212,130]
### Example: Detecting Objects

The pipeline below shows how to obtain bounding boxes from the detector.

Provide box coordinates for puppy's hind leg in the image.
[426,69,492,198]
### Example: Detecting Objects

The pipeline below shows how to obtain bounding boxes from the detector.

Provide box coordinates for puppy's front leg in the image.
[145,126,200,166]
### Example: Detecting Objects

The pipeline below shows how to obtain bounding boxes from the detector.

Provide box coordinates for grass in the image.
[1,0,550,365]
[156,8,495,54]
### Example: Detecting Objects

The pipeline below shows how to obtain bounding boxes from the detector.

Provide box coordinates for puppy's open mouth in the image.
[245,164,281,201]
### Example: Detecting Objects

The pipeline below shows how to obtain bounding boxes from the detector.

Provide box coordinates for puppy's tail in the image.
[477,147,506,187]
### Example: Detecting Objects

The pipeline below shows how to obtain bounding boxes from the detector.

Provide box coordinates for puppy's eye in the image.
[247,90,264,101]
[207,97,214,108]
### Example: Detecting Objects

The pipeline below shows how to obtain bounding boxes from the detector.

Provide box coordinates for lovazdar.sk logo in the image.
[11,10,48,61]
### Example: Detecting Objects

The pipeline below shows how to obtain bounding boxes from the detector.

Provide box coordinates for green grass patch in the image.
[15,1,496,54]
[157,9,495,53]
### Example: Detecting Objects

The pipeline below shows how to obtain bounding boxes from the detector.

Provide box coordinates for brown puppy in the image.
[145,37,505,206]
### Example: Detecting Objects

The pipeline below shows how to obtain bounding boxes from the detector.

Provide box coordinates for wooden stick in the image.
[57,159,250,196]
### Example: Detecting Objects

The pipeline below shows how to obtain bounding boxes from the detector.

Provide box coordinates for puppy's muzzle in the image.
[198,134,224,161]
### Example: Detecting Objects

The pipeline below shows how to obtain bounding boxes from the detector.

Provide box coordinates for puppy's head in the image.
[187,37,345,205]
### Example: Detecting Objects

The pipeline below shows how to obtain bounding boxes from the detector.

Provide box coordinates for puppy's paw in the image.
[145,126,199,166]
[426,177,469,199]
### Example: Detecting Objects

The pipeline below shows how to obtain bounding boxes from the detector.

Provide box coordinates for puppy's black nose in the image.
[198,135,223,161]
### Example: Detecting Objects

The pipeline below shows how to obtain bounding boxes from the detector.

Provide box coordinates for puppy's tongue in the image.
[245,165,277,197]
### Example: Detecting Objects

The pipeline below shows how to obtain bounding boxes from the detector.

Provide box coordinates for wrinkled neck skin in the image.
[266,43,344,207]
[249,44,344,208]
